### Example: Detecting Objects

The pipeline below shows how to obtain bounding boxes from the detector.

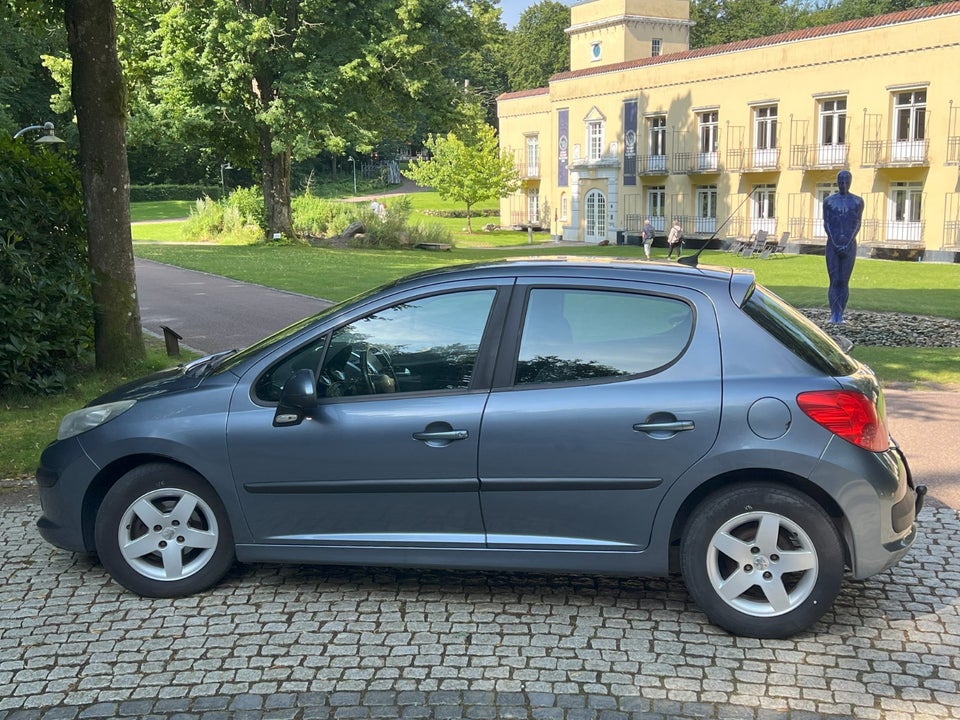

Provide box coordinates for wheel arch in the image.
[666,468,850,573]
[81,455,212,552]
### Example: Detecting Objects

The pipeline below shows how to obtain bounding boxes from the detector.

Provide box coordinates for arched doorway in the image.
[585,189,607,243]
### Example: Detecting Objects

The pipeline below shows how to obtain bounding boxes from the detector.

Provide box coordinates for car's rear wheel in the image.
[681,483,843,638]
[94,464,235,597]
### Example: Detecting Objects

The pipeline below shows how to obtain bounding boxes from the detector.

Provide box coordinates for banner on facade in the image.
[623,100,637,185]
[558,109,569,187]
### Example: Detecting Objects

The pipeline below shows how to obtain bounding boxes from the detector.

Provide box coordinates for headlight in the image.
[57,400,137,440]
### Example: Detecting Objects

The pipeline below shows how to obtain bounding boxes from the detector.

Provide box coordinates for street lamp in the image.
[348,156,357,195]
[14,121,65,145]
[220,161,232,197]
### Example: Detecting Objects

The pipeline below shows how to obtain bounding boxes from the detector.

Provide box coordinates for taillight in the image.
[797,390,889,452]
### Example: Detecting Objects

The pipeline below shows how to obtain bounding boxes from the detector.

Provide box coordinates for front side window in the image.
[259,290,497,401]
[516,289,694,385]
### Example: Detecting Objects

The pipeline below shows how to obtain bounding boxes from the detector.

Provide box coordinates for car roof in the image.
[385,256,755,305]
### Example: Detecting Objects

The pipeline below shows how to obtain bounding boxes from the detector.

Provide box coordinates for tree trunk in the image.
[258,125,294,240]
[65,0,144,369]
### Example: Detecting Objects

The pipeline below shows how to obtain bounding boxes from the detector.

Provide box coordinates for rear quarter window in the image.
[742,285,858,376]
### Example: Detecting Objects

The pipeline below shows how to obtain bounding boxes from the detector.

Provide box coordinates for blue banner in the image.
[623,100,637,185]
[558,109,569,188]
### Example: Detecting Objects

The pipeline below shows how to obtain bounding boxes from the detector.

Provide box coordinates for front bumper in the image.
[35,437,101,553]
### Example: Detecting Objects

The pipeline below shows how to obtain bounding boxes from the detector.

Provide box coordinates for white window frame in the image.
[814,182,837,238]
[752,184,776,235]
[892,89,927,162]
[527,188,540,225]
[753,105,778,167]
[818,97,847,165]
[646,186,666,232]
[525,135,540,178]
[698,111,719,170]
[888,182,922,242]
[647,115,667,172]
[588,120,604,161]
[695,185,718,234]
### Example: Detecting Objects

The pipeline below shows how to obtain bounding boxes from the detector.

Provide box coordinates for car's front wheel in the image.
[94,464,235,597]
[681,483,843,638]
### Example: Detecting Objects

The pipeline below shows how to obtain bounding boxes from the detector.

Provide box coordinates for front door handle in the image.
[413,429,469,442]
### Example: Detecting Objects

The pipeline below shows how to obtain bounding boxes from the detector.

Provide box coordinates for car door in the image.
[478,280,722,551]
[226,284,506,549]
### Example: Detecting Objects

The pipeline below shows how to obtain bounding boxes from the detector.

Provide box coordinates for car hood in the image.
[88,350,241,406]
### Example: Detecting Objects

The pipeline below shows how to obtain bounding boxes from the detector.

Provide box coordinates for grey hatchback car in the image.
[37,258,925,638]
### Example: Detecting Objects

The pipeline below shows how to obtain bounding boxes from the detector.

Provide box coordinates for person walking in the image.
[666,219,683,259]
[641,218,655,259]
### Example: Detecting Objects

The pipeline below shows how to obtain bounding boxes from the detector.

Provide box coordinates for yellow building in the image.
[497,0,960,261]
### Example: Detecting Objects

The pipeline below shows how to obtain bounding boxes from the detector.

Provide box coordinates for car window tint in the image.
[743,285,858,376]
[516,289,693,385]
[319,289,497,398]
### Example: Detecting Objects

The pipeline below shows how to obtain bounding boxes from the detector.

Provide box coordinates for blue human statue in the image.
[822,170,864,324]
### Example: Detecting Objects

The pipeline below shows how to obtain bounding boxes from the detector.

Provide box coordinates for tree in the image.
[504,1,570,91]
[407,121,520,232]
[64,0,144,369]
[132,0,482,240]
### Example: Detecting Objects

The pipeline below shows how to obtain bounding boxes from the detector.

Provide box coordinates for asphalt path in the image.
[135,258,959,510]
[136,257,333,353]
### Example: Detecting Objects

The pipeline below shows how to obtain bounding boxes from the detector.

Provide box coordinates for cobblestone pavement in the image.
[1,484,958,720]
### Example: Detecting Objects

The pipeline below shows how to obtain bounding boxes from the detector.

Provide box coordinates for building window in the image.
[818,97,847,165]
[888,182,922,242]
[696,185,718,234]
[588,120,604,161]
[590,42,602,62]
[698,111,719,171]
[525,135,539,177]
[561,193,568,221]
[754,105,778,167]
[753,184,776,235]
[892,89,927,162]
[647,186,666,231]
[527,189,540,224]
[651,38,662,57]
[814,182,837,238]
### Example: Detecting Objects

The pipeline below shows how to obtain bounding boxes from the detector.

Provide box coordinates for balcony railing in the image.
[671,151,721,174]
[788,143,849,170]
[862,139,930,167]
[949,137,960,165]
[516,162,541,179]
[726,147,781,172]
[784,217,925,246]
[636,154,668,174]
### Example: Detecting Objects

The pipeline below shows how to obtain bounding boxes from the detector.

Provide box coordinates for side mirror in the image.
[273,368,318,427]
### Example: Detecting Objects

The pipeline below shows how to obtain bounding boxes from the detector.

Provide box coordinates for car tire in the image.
[680,483,843,638]
[94,463,235,598]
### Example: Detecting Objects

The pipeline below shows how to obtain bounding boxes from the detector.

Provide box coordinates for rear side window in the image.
[516,288,693,384]
[743,285,857,376]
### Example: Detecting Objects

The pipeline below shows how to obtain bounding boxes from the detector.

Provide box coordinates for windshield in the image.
[742,285,858,377]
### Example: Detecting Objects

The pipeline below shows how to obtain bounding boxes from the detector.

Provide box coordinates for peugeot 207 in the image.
[36,258,925,638]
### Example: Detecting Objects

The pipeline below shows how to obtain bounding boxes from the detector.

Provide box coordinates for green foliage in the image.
[182,189,265,244]
[407,123,520,232]
[349,196,416,249]
[505,1,571,90]
[0,134,93,394]
[291,195,356,238]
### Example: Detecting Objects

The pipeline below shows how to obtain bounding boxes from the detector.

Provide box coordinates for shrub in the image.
[130,184,221,202]
[291,195,354,237]
[182,189,265,244]
[0,134,93,394]
[349,196,418,249]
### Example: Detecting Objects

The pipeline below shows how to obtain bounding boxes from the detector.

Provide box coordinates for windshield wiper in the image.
[182,349,238,377]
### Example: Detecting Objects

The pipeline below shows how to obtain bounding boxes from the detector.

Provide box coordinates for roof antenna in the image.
[679,187,758,267]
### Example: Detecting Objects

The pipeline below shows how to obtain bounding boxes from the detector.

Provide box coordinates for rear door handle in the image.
[633,420,695,435]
